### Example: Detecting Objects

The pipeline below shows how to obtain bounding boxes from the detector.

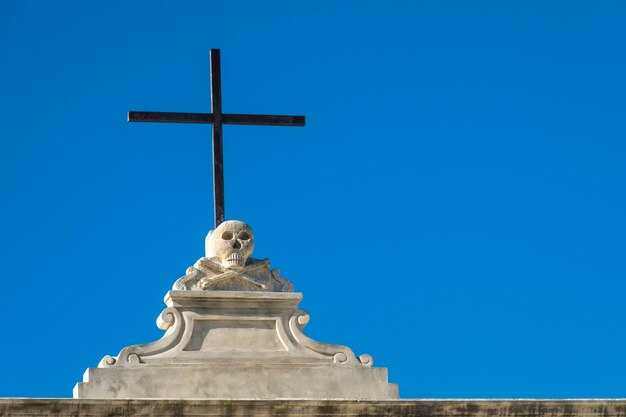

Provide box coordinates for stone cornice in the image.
[1,399,626,417]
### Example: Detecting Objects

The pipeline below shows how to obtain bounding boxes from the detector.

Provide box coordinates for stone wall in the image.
[1,399,626,417]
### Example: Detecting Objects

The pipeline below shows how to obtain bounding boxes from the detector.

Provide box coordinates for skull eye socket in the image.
[238,231,250,240]
[221,231,234,240]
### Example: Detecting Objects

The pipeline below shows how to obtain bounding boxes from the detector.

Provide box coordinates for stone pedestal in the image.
[74,291,398,399]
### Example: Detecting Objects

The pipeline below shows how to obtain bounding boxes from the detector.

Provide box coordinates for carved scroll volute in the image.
[288,310,373,367]
[99,307,184,368]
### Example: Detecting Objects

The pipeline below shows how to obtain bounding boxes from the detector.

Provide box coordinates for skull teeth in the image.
[225,253,244,266]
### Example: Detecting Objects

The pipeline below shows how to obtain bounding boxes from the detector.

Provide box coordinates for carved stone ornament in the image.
[74,221,398,399]
[174,220,293,292]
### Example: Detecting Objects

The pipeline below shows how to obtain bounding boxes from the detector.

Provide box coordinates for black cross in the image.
[128,49,305,227]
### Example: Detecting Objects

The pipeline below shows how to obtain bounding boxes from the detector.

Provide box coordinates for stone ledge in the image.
[74,366,397,399]
[1,399,626,417]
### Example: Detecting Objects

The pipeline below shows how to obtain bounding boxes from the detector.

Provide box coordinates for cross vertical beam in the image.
[210,49,225,227]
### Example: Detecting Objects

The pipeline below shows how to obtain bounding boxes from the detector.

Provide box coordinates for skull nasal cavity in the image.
[232,240,242,249]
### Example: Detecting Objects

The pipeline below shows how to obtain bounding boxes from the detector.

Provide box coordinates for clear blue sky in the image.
[1,0,626,399]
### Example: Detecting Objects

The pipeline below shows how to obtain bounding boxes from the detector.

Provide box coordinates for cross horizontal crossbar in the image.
[128,111,305,126]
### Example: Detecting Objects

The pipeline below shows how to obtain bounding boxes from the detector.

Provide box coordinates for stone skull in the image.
[205,220,255,268]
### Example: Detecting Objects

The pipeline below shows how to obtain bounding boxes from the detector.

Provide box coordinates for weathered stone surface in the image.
[74,366,396,399]
[2,399,626,417]
[75,291,396,399]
